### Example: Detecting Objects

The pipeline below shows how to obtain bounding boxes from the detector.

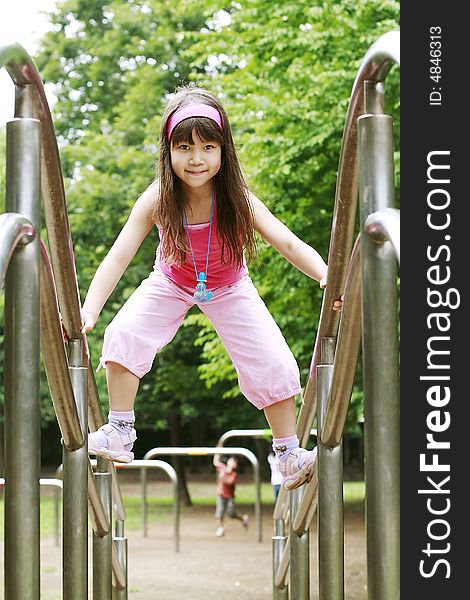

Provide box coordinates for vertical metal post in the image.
[93,462,113,599]
[317,338,344,600]
[4,115,41,600]
[141,467,148,537]
[113,520,128,600]
[289,487,309,599]
[253,459,262,543]
[63,341,88,600]
[359,96,399,599]
[272,519,288,599]
[54,486,60,547]
[171,472,180,554]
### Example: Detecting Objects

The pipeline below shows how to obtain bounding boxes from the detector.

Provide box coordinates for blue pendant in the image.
[194,272,213,302]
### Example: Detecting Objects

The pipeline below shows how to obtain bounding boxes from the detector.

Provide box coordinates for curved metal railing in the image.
[273,30,400,600]
[1,42,127,596]
[0,213,35,282]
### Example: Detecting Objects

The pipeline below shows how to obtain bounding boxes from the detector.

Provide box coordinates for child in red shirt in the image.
[213,454,249,537]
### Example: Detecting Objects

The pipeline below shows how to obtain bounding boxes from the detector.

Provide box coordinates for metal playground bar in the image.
[271,30,400,599]
[1,29,400,599]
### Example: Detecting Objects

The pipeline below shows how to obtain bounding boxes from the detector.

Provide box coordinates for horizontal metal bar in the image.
[365,208,400,264]
[217,428,317,447]
[0,477,62,490]
[143,446,258,461]
[0,212,35,287]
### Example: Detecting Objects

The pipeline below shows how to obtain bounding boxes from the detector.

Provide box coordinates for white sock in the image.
[273,435,300,463]
[108,410,135,451]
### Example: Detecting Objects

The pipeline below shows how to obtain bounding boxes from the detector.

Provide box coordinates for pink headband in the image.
[167,104,223,141]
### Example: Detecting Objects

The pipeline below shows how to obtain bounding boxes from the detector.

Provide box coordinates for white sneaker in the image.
[215,526,225,537]
[242,514,249,529]
[88,423,135,463]
[279,447,317,490]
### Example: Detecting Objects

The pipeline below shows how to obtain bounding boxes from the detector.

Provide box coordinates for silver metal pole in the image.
[272,519,288,600]
[359,108,399,600]
[289,487,309,599]
[4,115,41,600]
[171,471,180,554]
[93,469,113,599]
[141,466,148,537]
[113,521,128,600]
[317,339,344,600]
[253,458,261,544]
[63,341,88,600]
[54,485,60,548]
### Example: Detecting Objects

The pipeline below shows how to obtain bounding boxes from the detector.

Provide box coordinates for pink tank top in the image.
[155,203,248,290]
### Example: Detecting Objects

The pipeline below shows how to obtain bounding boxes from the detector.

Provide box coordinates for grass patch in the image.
[0,497,61,539]
[344,480,366,504]
[0,480,365,537]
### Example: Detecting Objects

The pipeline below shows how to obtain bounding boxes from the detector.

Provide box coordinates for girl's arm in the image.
[250,192,343,310]
[81,186,156,332]
[250,192,328,283]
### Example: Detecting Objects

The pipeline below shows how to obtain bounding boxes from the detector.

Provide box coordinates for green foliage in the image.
[179,0,400,427]
[0,0,400,446]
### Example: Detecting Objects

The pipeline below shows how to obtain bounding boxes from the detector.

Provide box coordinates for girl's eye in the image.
[205,145,215,150]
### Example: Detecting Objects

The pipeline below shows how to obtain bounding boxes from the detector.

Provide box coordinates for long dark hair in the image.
[153,85,257,268]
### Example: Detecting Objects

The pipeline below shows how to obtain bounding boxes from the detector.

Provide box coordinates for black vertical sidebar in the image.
[401,3,468,597]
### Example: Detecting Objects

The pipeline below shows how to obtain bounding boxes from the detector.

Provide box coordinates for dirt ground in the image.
[1,476,366,599]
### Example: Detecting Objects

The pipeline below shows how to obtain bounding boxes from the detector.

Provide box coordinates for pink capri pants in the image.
[100,270,302,409]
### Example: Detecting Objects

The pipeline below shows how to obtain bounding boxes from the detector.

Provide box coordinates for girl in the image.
[84,86,342,491]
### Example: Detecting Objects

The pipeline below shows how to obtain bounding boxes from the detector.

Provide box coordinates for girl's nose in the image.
[189,153,203,165]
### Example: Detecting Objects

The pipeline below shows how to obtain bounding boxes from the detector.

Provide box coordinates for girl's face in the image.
[170,128,222,190]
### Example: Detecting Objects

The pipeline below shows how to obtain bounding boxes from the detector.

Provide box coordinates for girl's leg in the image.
[89,271,194,462]
[202,278,316,490]
[106,361,140,411]
[263,396,297,438]
[88,361,139,462]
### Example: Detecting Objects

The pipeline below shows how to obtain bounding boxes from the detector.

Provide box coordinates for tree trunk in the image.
[169,406,192,507]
